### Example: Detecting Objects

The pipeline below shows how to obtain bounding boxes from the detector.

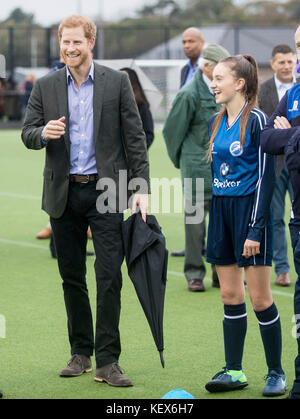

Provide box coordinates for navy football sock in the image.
[223,303,247,371]
[255,303,284,375]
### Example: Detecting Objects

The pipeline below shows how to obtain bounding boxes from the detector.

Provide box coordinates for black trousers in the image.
[289,219,300,397]
[50,181,124,368]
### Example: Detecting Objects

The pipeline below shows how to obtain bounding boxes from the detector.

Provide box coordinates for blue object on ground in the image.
[161,389,196,399]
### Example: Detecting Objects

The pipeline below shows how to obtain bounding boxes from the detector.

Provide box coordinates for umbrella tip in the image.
[159,351,165,368]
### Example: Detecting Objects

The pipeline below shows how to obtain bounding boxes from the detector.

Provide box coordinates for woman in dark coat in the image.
[120,68,154,149]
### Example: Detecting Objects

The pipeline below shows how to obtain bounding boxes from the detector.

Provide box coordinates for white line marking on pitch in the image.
[0,239,295,299]
[0,192,40,200]
[167,271,294,298]
[0,238,48,250]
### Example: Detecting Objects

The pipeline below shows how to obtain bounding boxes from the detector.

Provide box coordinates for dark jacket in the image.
[21,62,150,218]
[285,131,300,219]
[258,77,279,118]
[261,83,300,220]
[138,102,154,149]
[259,76,288,178]
[180,64,190,88]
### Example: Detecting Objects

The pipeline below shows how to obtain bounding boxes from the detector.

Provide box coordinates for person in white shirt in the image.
[258,44,297,287]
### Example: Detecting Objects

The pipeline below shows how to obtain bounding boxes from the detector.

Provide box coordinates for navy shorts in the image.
[206,194,273,267]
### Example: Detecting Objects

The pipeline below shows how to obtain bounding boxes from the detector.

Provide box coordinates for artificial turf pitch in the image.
[0,129,297,399]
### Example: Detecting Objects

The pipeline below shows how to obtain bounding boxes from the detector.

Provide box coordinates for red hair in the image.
[58,15,97,41]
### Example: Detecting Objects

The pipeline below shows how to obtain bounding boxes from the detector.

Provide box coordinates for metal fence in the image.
[0,24,297,77]
[0,25,183,77]
[0,25,182,123]
[0,24,297,123]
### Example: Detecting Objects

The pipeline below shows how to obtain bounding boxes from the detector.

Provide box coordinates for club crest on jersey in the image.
[230,141,243,157]
[211,142,217,154]
[220,163,230,178]
[289,100,299,112]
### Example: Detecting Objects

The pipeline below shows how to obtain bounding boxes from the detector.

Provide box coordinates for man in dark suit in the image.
[22,14,149,387]
[258,44,296,287]
[180,27,205,88]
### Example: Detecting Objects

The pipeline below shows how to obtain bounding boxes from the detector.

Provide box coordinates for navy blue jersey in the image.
[209,108,276,243]
[261,83,300,220]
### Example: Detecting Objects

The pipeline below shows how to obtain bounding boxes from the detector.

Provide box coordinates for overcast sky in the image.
[0,0,151,25]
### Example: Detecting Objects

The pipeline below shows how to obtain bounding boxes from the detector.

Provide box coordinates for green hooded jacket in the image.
[163,69,220,202]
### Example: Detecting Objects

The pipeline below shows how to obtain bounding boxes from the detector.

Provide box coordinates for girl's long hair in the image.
[208,55,259,160]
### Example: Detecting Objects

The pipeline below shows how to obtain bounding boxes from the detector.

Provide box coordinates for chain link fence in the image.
[0,25,183,74]
[0,24,296,124]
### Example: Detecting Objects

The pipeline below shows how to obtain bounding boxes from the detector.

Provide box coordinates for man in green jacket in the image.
[163,44,230,292]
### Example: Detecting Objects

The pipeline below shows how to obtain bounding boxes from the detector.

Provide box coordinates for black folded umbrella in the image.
[122,213,168,368]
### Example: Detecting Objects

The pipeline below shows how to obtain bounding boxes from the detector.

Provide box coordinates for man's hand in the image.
[243,239,260,259]
[131,194,149,222]
[42,116,66,140]
[274,116,292,130]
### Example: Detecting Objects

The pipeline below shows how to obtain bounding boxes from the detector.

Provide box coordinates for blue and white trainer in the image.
[263,370,287,397]
[205,367,248,393]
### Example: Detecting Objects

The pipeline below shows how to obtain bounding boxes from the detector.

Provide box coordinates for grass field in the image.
[0,129,297,400]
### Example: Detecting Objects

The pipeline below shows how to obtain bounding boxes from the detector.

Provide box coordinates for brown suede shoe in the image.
[94,362,133,387]
[60,355,92,377]
[188,279,205,292]
[36,227,52,239]
[275,273,291,287]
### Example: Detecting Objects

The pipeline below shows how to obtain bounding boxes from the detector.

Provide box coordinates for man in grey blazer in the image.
[258,44,296,287]
[22,14,149,387]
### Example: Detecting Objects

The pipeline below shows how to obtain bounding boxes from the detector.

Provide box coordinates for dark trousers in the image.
[289,219,300,397]
[184,200,216,282]
[50,181,124,368]
[271,165,293,275]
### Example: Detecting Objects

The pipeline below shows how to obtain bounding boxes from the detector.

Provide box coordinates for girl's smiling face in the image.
[211,62,245,105]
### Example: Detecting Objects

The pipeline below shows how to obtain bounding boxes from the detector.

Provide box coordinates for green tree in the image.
[241,1,290,25]
[138,0,182,19]
[3,7,34,25]
[0,8,47,69]
[184,0,236,24]
[286,0,300,22]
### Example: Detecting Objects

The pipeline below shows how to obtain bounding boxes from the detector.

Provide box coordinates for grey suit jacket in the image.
[258,77,279,118]
[258,76,284,178]
[22,62,150,218]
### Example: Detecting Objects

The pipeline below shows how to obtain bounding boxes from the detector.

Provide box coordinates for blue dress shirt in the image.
[184,56,202,85]
[67,61,96,175]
